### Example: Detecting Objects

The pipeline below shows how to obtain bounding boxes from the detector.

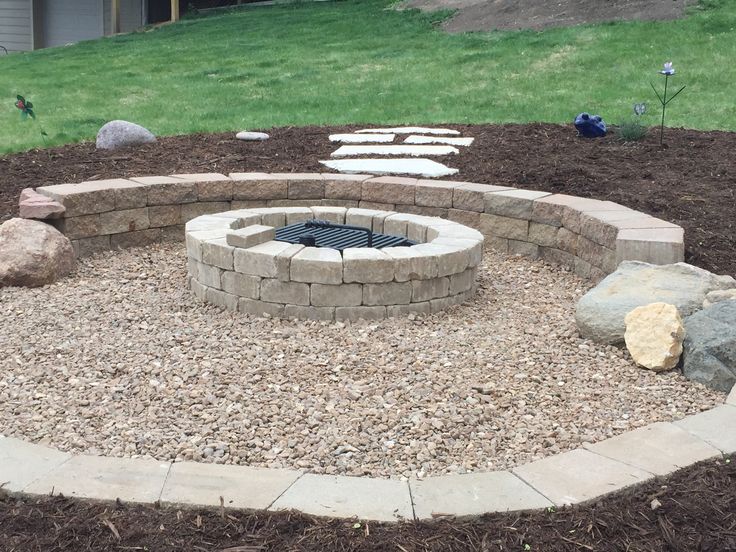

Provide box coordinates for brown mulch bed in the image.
[1,123,734,276]
[1,455,735,551]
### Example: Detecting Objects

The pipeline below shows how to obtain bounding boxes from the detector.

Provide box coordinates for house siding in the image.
[0,0,32,52]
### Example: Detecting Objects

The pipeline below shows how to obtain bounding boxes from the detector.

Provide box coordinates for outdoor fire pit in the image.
[185,206,483,320]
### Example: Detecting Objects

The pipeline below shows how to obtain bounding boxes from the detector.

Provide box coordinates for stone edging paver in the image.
[2,392,734,521]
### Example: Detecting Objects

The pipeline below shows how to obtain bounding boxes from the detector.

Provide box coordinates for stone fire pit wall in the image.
[28,173,686,282]
[185,207,482,321]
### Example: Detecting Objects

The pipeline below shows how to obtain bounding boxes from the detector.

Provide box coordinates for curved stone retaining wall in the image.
[185,206,483,320]
[30,173,685,281]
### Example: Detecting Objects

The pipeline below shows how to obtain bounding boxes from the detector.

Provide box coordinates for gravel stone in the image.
[0,243,723,479]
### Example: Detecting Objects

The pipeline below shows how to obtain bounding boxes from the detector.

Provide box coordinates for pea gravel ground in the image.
[0,242,723,479]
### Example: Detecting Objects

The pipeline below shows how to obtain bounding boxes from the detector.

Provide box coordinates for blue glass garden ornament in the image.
[574,112,607,138]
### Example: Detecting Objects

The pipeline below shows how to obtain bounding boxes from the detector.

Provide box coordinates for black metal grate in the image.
[275,220,415,251]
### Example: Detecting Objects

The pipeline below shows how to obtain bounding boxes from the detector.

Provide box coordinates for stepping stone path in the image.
[329,133,395,143]
[331,145,459,157]
[320,126,472,178]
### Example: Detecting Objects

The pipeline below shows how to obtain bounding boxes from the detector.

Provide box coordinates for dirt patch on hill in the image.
[399,0,699,32]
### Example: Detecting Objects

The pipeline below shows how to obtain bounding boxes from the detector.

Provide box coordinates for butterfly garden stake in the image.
[650,62,686,146]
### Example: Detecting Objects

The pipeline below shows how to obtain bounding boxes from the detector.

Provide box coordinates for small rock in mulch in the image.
[236,131,270,141]
[0,218,75,288]
[96,120,156,150]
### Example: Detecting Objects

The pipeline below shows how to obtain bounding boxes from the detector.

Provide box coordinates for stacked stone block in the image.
[30,172,685,282]
[183,207,481,320]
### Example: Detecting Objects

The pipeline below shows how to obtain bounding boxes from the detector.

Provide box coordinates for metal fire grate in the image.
[275,220,416,251]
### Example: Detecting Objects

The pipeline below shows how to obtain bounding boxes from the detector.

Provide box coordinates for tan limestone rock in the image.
[624,302,685,372]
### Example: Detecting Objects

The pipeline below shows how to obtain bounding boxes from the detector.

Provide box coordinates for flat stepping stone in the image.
[331,145,459,157]
[404,135,475,146]
[329,133,395,143]
[320,158,458,178]
[356,127,460,135]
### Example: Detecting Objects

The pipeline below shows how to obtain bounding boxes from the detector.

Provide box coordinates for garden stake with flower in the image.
[15,95,50,151]
[650,62,685,146]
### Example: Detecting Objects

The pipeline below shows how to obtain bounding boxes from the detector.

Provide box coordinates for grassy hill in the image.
[1,0,734,153]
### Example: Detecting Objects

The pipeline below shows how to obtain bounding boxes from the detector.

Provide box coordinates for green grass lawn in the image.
[1,0,734,154]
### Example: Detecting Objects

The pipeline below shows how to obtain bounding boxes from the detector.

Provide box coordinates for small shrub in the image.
[618,119,648,141]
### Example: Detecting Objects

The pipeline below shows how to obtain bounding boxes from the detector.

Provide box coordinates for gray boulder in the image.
[0,218,75,287]
[96,120,156,150]
[683,301,736,392]
[576,261,736,345]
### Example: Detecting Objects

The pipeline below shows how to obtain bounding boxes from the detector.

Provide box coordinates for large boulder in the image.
[0,218,75,288]
[96,120,156,150]
[624,303,684,372]
[576,261,736,345]
[683,301,736,392]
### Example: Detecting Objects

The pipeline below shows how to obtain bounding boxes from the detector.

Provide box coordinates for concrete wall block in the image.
[234,240,295,277]
[287,176,325,200]
[226,225,275,249]
[335,305,387,321]
[362,177,416,205]
[283,207,314,225]
[189,278,208,301]
[555,227,579,254]
[311,206,347,224]
[431,237,483,267]
[486,236,509,253]
[221,271,260,299]
[133,177,197,206]
[363,282,412,306]
[453,183,511,212]
[71,235,111,257]
[345,208,393,233]
[414,180,458,208]
[187,258,201,279]
[508,240,539,259]
[320,199,360,208]
[181,202,231,223]
[205,287,239,311]
[401,205,449,218]
[197,263,223,289]
[387,302,431,317]
[110,228,163,249]
[310,283,363,307]
[239,298,285,318]
[484,189,550,218]
[284,304,335,321]
[161,224,185,242]
[185,215,235,232]
[427,223,484,242]
[359,200,396,212]
[383,215,410,237]
[185,229,227,261]
[111,180,149,210]
[343,248,394,283]
[324,175,366,200]
[447,209,480,229]
[149,204,182,228]
[382,246,438,281]
[260,279,310,306]
[290,247,343,285]
[54,214,101,239]
[230,174,288,200]
[232,200,269,209]
[578,236,616,273]
[540,247,576,270]
[574,257,593,279]
[192,178,234,202]
[407,220,428,243]
[275,243,306,282]
[449,268,476,295]
[430,293,467,313]
[615,227,685,265]
[528,222,558,247]
[98,207,150,235]
[412,277,450,302]
[202,238,235,270]
[479,214,529,241]
[37,182,116,217]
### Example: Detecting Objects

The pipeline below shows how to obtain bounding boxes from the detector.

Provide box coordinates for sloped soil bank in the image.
[1,455,734,551]
[1,123,733,277]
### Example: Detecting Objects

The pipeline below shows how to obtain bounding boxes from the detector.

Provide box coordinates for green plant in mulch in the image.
[15,95,49,149]
[618,102,648,141]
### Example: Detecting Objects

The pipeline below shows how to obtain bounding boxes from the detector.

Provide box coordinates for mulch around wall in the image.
[1,123,734,276]
[1,455,734,551]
